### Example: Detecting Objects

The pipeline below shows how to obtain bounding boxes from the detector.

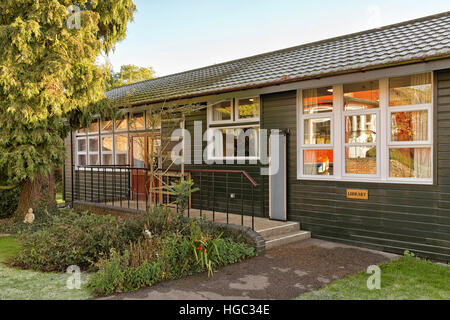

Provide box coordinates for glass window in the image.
[389,73,432,107]
[78,155,87,166]
[101,117,113,132]
[89,154,99,166]
[77,138,87,152]
[344,81,379,111]
[88,137,99,152]
[115,113,128,131]
[213,127,259,158]
[115,135,128,165]
[303,150,334,176]
[130,112,145,130]
[237,98,260,120]
[147,111,161,129]
[304,118,331,145]
[389,148,431,178]
[391,111,428,142]
[345,147,377,175]
[102,154,113,165]
[101,136,113,152]
[303,87,334,114]
[345,114,377,144]
[88,118,99,133]
[212,101,232,122]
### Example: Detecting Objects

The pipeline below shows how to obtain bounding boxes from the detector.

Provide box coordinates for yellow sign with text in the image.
[346,189,369,200]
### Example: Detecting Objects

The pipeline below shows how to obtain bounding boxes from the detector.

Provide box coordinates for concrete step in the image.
[256,222,300,238]
[265,231,311,250]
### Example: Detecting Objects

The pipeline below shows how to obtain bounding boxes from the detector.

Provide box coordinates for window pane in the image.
[88,119,99,133]
[115,135,128,152]
[130,112,145,130]
[116,154,127,165]
[304,118,331,145]
[77,139,86,152]
[214,127,259,158]
[147,111,161,129]
[238,98,260,119]
[303,87,333,114]
[78,155,86,166]
[88,137,98,152]
[303,150,334,176]
[345,147,377,175]
[89,154,99,165]
[102,154,113,165]
[212,101,232,121]
[344,81,379,111]
[391,110,428,142]
[390,148,431,178]
[101,118,113,132]
[389,73,432,106]
[345,114,377,144]
[101,136,113,152]
[115,114,128,131]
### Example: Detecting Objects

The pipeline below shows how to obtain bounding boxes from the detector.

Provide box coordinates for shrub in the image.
[88,220,256,297]
[12,211,144,272]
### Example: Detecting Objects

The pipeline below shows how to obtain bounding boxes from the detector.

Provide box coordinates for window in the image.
[88,136,99,165]
[115,113,128,131]
[300,87,334,176]
[343,81,379,176]
[115,135,128,165]
[237,97,260,121]
[388,73,432,180]
[130,112,145,130]
[147,111,161,130]
[101,117,113,133]
[88,118,99,133]
[77,137,87,166]
[101,136,114,165]
[211,100,233,123]
[207,97,261,160]
[298,73,433,184]
[210,126,260,159]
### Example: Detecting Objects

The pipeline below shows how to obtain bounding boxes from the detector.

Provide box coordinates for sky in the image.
[105,0,450,77]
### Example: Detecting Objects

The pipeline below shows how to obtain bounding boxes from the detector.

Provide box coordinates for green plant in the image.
[0,186,21,219]
[11,211,144,272]
[165,179,199,214]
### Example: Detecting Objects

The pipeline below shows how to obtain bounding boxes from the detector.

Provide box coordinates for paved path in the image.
[102,239,398,300]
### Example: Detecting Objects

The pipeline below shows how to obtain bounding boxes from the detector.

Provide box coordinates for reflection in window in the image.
[345,147,377,175]
[212,101,232,121]
[390,148,431,178]
[88,118,99,133]
[345,114,377,144]
[344,81,379,111]
[88,137,99,152]
[213,127,259,158]
[115,135,128,165]
[115,113,128,131]
[304,118,331,145]
[391,111,428,142]
[78,155,87,166]
[303,87,334,114]
[101,136,113,165]
[390,73,432,107]
[130,112,145,130]
[77,138,86,152]
[303,150,333,176]
[101,117,113,132]
[238,98,260,119]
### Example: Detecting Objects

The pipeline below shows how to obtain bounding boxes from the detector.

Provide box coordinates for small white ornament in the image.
[23,208,35,224]
[144,229,152,238]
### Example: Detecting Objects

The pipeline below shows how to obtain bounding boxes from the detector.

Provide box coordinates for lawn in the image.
[296,254,450,300]
[0,236,93,300]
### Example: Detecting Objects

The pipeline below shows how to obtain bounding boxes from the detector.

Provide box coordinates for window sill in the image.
[297,176,433,185]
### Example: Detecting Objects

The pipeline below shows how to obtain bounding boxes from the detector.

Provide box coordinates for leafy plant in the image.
[165,179,199,214]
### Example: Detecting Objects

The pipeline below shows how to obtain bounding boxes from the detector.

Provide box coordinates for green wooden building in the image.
[65,12,450,261]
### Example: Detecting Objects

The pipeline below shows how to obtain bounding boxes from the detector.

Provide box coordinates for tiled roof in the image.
[106,11,450,107]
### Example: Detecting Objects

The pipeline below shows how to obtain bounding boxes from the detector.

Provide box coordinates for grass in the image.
[56,193,65,205]
[296,254,450,300]
[0,236,93,300]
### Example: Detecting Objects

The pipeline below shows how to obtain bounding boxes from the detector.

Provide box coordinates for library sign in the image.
[346,189,369,200]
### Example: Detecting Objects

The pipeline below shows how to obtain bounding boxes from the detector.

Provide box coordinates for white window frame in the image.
[297,73,434,185]
[87,135,100,166]
[235,96,261,122]
[76,136,87,167]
